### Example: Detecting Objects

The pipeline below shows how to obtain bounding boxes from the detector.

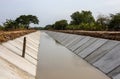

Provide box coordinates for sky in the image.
[0,0,120,27]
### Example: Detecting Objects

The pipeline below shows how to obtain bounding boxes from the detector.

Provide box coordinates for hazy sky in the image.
[0,0,120,27]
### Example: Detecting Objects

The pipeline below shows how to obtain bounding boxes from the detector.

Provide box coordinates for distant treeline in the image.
[0,15,39,31]
[44,10,120,31]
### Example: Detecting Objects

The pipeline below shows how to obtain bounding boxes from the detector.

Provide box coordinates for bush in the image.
[0,25,4,30]
[66,23,106,31]
[109,13,120,30]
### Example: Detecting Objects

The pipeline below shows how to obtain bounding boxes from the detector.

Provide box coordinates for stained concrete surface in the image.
[85,40,119,64]
[78,39,108,58]
[0,31,40,79]
[93,44,120,73]
[74,37,97,54]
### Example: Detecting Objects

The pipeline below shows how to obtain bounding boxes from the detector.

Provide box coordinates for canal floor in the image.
[36,32,110,79]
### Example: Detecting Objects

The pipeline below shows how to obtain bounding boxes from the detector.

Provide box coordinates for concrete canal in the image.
[36,32,110,79]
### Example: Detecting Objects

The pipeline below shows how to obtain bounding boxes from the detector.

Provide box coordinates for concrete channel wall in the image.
[45,31,120,79]
[0,31,40,79]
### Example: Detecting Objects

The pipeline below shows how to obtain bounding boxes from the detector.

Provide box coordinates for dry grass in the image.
[0,30,36,43]
[55,30,120,41]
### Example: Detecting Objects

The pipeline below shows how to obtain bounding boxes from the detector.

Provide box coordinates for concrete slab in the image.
[60,35,71,43]
[70,37,91,51]
[6,40,37,58]
[62,35,78,46]
[27,36,40,45]
[0,45,36,76]
[16,38,38,53]
[113,74,120,79]
[66,36,84,48]
[2,41,37,65]
[57,36,67,42]
[0,57,34,79]
[74,37,97,54]
[78,39,108,58]
[16,37,39,49]
[65,36,80,47]
[85,40,119,64]
[2,42,22,56]
[108,66,120,78]
[93,44,120,73]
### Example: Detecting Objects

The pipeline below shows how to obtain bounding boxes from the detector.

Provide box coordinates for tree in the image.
[109,13,120,30]
[0,25,4,30]
[15,15,39,29]
[44,25,54,30]
[96,15,110,30]
[3,19,17,30]
[80,11,95,23]
[70,10,95,25]
[70,11,82,25]
[54,20,68,30]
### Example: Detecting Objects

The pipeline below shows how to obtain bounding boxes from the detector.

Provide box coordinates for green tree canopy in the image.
[96,15,110,30]
[70,10,95,25]
[0,25,4,30]
[109,13,120,30]
[70,11,81,25]
[97,15,110,24]
[54,20,68,30]
[44,25,54,30]
[15,15,39,29]
[3,19,17,30]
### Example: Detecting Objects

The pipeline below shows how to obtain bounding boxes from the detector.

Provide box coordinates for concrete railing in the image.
[45,31,120,79]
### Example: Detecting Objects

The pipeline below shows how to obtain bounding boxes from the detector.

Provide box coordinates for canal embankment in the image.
[0,31,40,79]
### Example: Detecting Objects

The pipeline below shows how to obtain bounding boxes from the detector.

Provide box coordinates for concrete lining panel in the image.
[2,42,37,65]
[2,43,22,56]
[85,40,119,64]
[62,35,78,46]
[17,37,39,47]
[58,35,69,43]
[108,66,120,78]
[52,33,67,42]
[74,37,97,54]
[65,36,80,47]
[8,40,37,55]
[51,33,60,38]
[67,36,85,49]
[70,37,91,51]
[0,45,36,76]
[16,38,38,52]
[113,74,120,79]
[60,35,71,43]
[61,35,77,45]
[26,37,39,45]
[78,39,108,58]
[93,44,120,73]
[8,40,37,59]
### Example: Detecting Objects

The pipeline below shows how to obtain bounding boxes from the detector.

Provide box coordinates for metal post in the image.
[22,37,26,58]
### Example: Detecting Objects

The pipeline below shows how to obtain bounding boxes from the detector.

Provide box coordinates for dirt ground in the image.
[0,30,36,43]
[55,30,120,41]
